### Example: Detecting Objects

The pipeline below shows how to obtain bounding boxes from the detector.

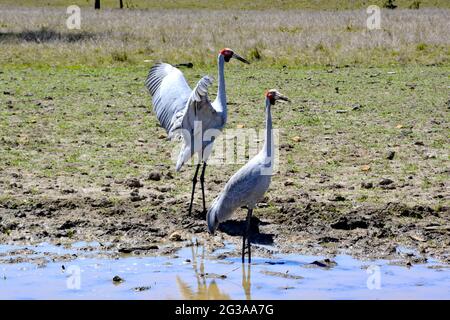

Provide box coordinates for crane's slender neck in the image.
[216,54,227,114]
[263,97,273,162]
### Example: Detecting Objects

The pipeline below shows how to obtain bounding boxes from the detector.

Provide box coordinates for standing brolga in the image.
[207,90,290,263]
[145,49,250,216]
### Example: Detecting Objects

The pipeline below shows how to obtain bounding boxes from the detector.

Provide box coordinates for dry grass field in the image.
[2,0,450,10]
[0,7,449,67]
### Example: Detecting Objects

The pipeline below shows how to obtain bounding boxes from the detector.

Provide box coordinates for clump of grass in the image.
[383,0,398,9]
[111,50,128,62]
[315,43,326,52]
[249,46,262,61]
[345,23,359,32]
[416,43,427,51]
[278,26,302,33]
[409,1,421,9]
[124,0,138,9]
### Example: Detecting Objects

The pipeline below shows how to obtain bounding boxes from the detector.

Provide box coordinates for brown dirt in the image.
[0,184,448,264]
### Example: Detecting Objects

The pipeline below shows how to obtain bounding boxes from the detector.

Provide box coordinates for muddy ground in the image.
[0,179,448,265]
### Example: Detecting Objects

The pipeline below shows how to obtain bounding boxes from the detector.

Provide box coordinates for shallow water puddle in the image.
[0,242,448,299]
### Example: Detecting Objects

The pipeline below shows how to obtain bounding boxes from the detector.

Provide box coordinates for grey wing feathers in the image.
[207,164,257,233]
[145,63,192,134]
[171,75,214,137]
[223,165,263,205]
[188,75,213,105]
[145,63,165,97]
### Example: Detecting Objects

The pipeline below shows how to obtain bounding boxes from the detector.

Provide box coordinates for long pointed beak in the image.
[232,53,250,64]
[278,94,290,102]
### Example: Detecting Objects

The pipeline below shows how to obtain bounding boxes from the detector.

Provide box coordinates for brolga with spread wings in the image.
[145,49,250,216]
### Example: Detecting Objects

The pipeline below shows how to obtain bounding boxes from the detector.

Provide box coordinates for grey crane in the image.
[145,49,249,216]
[206,89,290,263]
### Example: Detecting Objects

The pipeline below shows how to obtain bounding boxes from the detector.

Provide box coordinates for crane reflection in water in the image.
[176,242,252,300]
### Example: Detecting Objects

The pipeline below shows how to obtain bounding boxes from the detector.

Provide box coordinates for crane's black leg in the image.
[247,209,253,264]
[199,162,207,216]
[242,208,253,264]
[188,164,201,216]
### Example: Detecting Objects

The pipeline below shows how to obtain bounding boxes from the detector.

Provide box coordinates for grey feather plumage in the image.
[207,155,272,233]
[207,96,276,234]
[145,63,192,136]
[145,62,222,171]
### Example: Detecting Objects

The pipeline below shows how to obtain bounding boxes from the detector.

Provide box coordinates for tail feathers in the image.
[207,196,235,235]
[207,208,219,235]
[175,157,184,172]
[175,145,192,172]
[206,199,220,234]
